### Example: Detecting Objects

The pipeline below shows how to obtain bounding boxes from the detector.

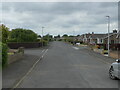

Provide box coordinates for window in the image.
[111,40,114,44]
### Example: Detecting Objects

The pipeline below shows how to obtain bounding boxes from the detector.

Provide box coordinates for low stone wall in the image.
[8,52,24,64]
[8,47,24,64]
[93,48,103,54]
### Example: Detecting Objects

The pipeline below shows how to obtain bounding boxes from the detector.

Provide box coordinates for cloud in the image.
[2,2,118,36]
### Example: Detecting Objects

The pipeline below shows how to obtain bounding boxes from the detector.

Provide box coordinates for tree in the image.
[57,34,60,38]
[77,35,80,37]
[38,35,41,38]
[0,24,9,67]
[0,24,9,43]
[43,34,53,41]
[9,28,38,42]
[62,34,68,37]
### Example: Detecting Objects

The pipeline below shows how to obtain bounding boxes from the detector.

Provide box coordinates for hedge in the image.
[1,43,8,67]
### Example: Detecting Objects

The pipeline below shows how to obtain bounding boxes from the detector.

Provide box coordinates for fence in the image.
[7,42,43,49]
[97,44,120,50]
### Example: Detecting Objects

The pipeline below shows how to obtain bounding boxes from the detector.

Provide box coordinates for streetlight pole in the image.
[42,26,44,47]
[48,33,49,44]
[106,16,110,56]
[116,30,120,59]
[73,30,75,45]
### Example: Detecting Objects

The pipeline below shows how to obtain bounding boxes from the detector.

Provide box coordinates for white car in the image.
[76,43,80,45]
[109,59,120,80]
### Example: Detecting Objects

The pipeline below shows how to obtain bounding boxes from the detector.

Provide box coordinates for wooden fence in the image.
[7,42,44,49]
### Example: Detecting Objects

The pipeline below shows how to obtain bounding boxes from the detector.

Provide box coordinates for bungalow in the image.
[89,33,107,44]
[103,30,120,50]
[78,32,107,45]
[77,33,91,44]
[103,30,119,44]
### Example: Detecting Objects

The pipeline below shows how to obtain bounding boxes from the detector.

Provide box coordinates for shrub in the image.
[18,47,24,54]
[43,40,48,46]
[39,40,48,46]
[2,43,8,67]
[100,46,104,49]
[7,38,17,42]
[58,39,62,41]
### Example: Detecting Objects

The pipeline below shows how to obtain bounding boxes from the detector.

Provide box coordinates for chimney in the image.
[113,29,117,33]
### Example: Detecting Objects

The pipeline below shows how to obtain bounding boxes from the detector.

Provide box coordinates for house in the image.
[77,33,91,44]
[103,30,120,50]
[78,32,107,45]
[103,30,119,44]
[89,32,107,44]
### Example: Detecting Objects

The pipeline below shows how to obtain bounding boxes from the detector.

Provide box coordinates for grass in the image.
[8,52,14,55]
[102,50,108,54]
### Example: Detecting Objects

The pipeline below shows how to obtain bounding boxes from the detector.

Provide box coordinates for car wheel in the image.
[109,67,117,80]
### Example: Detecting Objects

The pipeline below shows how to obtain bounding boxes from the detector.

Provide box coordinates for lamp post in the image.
[73,30,75,45]
[106,16,110,56]
[116,30,120,59]
[42,26,44,47]
[48,33,49,44]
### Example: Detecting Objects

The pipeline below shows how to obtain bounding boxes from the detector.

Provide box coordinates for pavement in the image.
[2,41,120,88]
[2,48,45,88]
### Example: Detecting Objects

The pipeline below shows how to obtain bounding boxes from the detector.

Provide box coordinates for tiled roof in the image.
[91,34,107,39]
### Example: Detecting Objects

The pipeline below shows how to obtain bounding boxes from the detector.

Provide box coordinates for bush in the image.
[43,40,48,46]
[39,40,48,46]
[7,38,17,42]
[1,43,8,67]
[58,39,62,41]
[18,47,24,54]
[100,46,104,49]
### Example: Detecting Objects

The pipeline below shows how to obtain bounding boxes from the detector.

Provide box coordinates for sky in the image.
[1,2,118,36]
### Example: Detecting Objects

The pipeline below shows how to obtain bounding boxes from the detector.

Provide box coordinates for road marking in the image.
[73,47,79,50]
[11,49,48,89]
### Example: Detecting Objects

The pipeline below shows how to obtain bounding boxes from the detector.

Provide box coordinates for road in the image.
[3,41,119,88]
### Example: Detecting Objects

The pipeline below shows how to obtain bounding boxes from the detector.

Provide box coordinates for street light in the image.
[116,30,120,59]
[42,26,45,47]
[73,30,75,45]
[106,16,110,56]
[48,33,49,44]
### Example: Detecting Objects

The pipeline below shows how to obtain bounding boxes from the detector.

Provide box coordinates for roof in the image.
[103,33,118,39]
[116,30,120,38]
[79,32,119,39]
[91,34,107,39]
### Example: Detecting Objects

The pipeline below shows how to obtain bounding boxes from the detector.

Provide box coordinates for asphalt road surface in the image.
[8,41,120,88]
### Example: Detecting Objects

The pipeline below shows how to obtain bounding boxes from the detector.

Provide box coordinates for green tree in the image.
[0,24,9,43]
[62,34,68,37]
[0,24,9,68]
[9,28,38,42]
[57,34,60,38]
[43,34,53,42]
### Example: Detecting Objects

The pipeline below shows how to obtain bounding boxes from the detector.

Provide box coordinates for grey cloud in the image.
[2,2,118,35]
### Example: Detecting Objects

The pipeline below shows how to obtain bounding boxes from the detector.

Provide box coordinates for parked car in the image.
[109,59,120,80]
[76,43,80,45]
